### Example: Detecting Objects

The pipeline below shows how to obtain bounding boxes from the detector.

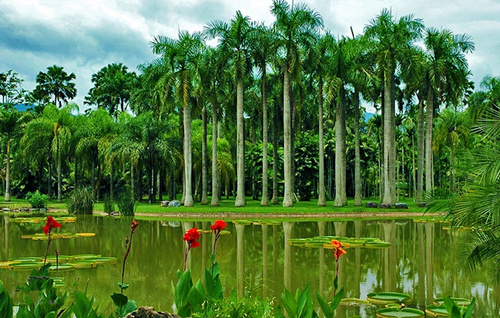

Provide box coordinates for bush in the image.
[25,190,48,208]
[103,196,115,214]
[116,190,135,216]
[67,187,94,214]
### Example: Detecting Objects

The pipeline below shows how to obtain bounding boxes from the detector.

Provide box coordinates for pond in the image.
[1,215,499,317]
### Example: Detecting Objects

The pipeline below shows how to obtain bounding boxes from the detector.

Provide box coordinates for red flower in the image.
[43,216,61,235]
[331,239,347,260]
[131,220,139,233]
[183,228,201,249]
[210,220,227,233]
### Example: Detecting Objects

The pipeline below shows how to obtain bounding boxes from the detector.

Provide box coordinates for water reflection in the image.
[0,217,498,317]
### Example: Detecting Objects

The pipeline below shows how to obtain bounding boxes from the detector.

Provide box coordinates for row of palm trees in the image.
[0,1,481,209]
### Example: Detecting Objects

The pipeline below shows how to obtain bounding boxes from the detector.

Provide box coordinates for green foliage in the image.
[103,196,115,213]
[67,187,94,214]
[294,132,319,201]
[192,292,276,318]
[71,291,104,318]
[316,287,344,318]
[444,296,475,318]
[116,190,135,216]
[25,190,48,208]
[0,280,14,318]
[279,285,317,318]
[111,292,137,318]
[16,264,71,318]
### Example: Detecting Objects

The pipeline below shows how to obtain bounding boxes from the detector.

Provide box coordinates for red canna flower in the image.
[331,239,347,260]
[183,228,201,249]
[210,220,226,233]
[43,216,61,235]
[131,220,139,233]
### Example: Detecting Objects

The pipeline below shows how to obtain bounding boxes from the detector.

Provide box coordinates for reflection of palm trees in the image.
[334,222,347,289]
[262,224,269,298]
[318,222,326,297]
[382,222,397,291]
[283,222,294,291]
[425,223,434,303]
[417,223,425,307]
[354,221,362,298]
[182,222,194,270]
[236,224,245,298]
[3,216,9,260]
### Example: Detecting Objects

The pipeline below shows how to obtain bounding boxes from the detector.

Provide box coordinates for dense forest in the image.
[0,1,499,212]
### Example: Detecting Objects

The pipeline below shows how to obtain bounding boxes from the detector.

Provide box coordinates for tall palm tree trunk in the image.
[382,72,395,205]
[425,88,434,196]
[211,96,220,206]
[5,139,11,202]
[416,99,425,202]
[201,105,208,205]
[335,86,346,206]
[354,90,362,206]
[318,79,326,206]
[272,100,279,205]
[183,75,194,207]
[235,79,246,207]
[261,70,270,206]
[283,67,293,207]
[110,164,114,201]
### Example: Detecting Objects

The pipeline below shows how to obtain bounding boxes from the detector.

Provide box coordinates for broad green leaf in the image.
[463,298,476,318]
[110,293,128,308]
[175,270,193,309]
[115,300,137,318]
[316,292,334,318]
[330,287,344,311]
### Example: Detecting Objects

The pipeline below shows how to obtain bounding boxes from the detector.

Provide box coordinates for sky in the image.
[1,0,499,113]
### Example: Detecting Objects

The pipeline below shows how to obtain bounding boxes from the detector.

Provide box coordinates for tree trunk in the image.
[417,98,424,202]
[211,94,220,206]
[201,105,208,205]
[261,67,269,206]
[5,139,11,202]
[335,86,346,206]
[183,72,194,207]
[381,71,396,205]
[110,164,114,201]
[57,137,62,203]
[91,155,96,200]
[48,156,52,198]
[158,169,163,202]
[354,90,362,206]
[425,88,434,197]
[271,100,279,205]
[131,164,135,201]
[283,66,293,207]
[317,79,326,206]
[235,79,246,207]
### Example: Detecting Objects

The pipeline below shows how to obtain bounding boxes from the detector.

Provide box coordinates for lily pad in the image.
[71,260,98,269]
[340,298,371,307]
[425,304,450,317]
[433,297,472,307]
[367,292,412,305]
[21,232,96,240]
[72,254,102,260]
[49,264,74,272]
[10,262,44,271]
[376,308,425,317]
[81,257,117,265]
[288,235,391,249]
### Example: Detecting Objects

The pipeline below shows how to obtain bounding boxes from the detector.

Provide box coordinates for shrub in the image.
[103,196,115,213]
[67,187,94,214]
[116,190,135,216]
[25,190,48,208]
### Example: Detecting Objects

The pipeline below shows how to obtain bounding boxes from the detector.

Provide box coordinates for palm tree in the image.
[0,107,26,201]
[35,65,77,108]
[271,0,323,207]
[422,28,474,195]
[364,8,424,205]
[206,11,254,207]
[251,24,275,206]
[85,63,137,117]
[0,70,25,104]
[151,30,205,207]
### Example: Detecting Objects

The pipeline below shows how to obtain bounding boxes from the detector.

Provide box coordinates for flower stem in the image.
[121,233,135,293]
[44,232,51,265]
[184,245,190,271]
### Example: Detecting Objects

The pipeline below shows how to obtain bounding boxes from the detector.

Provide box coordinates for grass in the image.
[1,195,445,221]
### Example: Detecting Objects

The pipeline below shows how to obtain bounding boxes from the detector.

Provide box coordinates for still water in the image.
[1,215,499,317]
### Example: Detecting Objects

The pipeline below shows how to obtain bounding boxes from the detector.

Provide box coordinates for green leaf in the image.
[110,293,128,308]
[281,288,298,318]
[330,287,344,311]
[316,292,333,318]
[115,300,137,318]
[188,280,205,313]
[175,270,193,310]
[117,282,129,290]
[463,298,476,318]
[204,268,223,300]
[444,296,462,318]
